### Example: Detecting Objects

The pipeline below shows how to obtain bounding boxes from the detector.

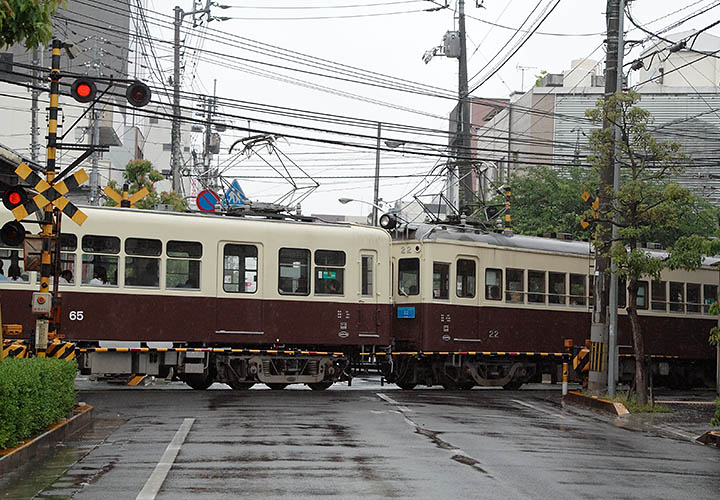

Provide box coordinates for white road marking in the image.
[656,424,698,442]
[136,418,195,500]
[377,392,412,413]
[512,399,566,419]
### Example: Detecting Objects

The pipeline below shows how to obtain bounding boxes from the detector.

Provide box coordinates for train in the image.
[0,206,716,390]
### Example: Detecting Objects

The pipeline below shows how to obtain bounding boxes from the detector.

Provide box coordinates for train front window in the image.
[456,259,476,298]
[528,270,545,303]
[669,282,684,313]
[361,255,374,297]
[569,274,585,306]
[505,268,523,303]
[315,250,345,295]
[224,244,258,293]
[548,272,565,305]
[125,238,161,288]
[398,258,419,296]
[433,262,450,300]
[703,284,717,313]
[687,283,701,313]
[485,268,502,301]
[279,248,310,295]
[651,280,666,312]
[167,241,202,289]
[81,235,119,286]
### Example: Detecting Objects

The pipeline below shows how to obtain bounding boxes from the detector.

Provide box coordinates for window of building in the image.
[433,262,450,300]
[398,258,419,296]
[224,244,258,293]
[167,240,202,289]
[81,235,120,286]
[485,268,502,301]
[651,280,666,312]
[505,268,523,303]
[279,248,310,295]
[704,284,717,313]
[637,281,648,309]
[162,143,172,151]
[361,255,374,297]
[149,116,159,124]
[569,274,585,306]
[669,282,684,313]
[687,283,701,313]
[456,259,476,298]
[125,238,161,287]
[617,278,626,309]
[315,250,344,295]
[548,272,566,305]
[528,270,545,303]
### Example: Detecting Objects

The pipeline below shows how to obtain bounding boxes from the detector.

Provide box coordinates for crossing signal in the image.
[126,81,151,107]
[0,221,25,247]
[70,78,96,103]
[3,186,27,211]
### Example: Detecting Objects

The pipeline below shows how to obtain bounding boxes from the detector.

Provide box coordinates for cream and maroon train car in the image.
[385,224,718,390]
[0,207,392,389]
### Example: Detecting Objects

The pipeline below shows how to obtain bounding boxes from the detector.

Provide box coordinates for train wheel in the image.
[266,383,288,390]
[396,381,417,390]
[228,382,255,390]
[441,381,460,390]
[183,374,213,390]
[460,381,475,390]
[502,380,523,390]
[308,382,333,391]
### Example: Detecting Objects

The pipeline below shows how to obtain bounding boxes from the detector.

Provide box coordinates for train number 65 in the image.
[69,311,84,321]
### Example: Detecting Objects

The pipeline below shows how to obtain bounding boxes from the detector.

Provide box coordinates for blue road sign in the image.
[224,180,247,207]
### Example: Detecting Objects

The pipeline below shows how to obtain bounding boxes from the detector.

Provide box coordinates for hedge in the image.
[0,358,77,449]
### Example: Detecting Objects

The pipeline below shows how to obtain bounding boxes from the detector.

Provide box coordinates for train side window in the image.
[456,259,476,298]
[651,280,666,312]
[433,262,450,300]
[703,284,717,313]
[81,235,120,286]
[59,234,76,284]
[224,244,258,293]
[528,270,545,303]
[398,258,419,296]
[361,255,374,297]
[315,250,345,295]
[687,283,701,313]
[125,238,161,288]
[588,276,594,306]
[167,241,202,289]
[485,268,502,301]
[548,272,566,305]
[569,274,585,306]
[279,248,310,295]
[505,268,524,303]
[637,281,648,309]
[669,282,684,313]
[0,247,30,283]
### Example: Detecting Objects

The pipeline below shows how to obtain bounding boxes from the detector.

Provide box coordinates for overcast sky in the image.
[145,0,720,217]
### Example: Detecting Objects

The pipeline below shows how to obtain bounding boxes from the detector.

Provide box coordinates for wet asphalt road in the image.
[1,380,718,500]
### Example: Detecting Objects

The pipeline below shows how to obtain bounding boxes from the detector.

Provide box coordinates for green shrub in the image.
[0,358,77,449]
[712,398,720,427]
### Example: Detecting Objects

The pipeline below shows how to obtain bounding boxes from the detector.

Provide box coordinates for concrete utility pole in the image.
[30,47,41,162]
[457,0,473,210]
[372,122,382,226]
[88,36,103,206]
[589,0,623,394]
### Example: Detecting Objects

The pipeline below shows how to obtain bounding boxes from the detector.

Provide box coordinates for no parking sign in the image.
[196,190,220,212]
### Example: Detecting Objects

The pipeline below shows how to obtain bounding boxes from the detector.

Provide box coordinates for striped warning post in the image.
[45,339,76,360]
[2,340,29,359]
[589,340,606,372]
[572,347,590,374]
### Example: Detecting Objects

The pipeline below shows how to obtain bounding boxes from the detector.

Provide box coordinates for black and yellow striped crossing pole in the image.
[503,186,512,233]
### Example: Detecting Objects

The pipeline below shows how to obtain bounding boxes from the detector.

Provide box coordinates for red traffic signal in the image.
[0,221,25,247]
[3,186,27,211]
[126,81,151,107]
[71,78,97,103]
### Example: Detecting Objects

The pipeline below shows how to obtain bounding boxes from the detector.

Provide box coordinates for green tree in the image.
[105,159,188,212]
[0,1,64,50]
[587,91,714,406]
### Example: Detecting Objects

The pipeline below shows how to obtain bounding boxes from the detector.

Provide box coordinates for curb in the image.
[0,403,94,475]
[564,391,630,417]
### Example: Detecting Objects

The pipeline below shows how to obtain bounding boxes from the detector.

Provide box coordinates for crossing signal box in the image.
[2,186,27,211]
[0,221,25,247]
[70,78,96,103]
[126,81,151,107]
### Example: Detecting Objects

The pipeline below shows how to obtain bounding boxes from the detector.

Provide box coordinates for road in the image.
[1,380,718,499]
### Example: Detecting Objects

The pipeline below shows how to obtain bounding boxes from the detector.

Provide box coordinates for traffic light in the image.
[2,186,26,211]
[126,81,151,107]
[0,221,25,246]
[70,78,97,103]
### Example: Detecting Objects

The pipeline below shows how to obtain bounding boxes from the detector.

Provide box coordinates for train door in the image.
[215,241,264,339]
[358,251,378,337]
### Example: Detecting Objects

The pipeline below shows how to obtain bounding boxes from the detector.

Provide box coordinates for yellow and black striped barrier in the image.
[572,346,590,374]
[360,351,570,358]
[589,340,605,372]
[2,340,29,359]
[45,339,76,360]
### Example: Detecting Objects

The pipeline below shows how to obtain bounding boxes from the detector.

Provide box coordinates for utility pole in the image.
[608,0,625,398]
[589,0,623,394]
[202,80,219,191]
[372,122,382,226]
[87,36,104,206]
[30,47,41,162]
[457,0,473,210]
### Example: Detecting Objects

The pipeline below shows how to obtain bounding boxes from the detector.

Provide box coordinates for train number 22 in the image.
[488,330,500,338]
[69,311,84,321]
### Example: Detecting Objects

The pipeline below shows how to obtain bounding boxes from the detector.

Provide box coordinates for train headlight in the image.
[379,213,397,230]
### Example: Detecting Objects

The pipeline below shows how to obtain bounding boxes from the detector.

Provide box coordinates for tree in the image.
[0,1,64,50]
[586,91,715,406]
[105,159,188,212]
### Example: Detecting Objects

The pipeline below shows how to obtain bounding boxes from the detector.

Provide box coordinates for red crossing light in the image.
[3,186,27,211]
[71,78,97,103]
